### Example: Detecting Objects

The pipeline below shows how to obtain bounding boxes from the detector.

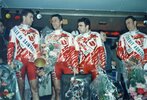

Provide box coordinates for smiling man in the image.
[75,17,106,80]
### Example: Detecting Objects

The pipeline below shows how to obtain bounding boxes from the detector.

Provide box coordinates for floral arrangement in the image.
[0,61,22,100]
[48,43,61,65]
[38,40,61,86]
[65,77,88,100]
[0,82,15,100]
[12,60,23,72]
[128,65,147,100]
[41,41,61,72]
[90,68,118,100]
[0,65,14,100]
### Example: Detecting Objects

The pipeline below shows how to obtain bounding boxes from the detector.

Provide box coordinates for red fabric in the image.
[7,24,40,80]
[117,31,147,63]
[143,49,147,63]
[7,42,15,64]
[7,25,40,64]
[55,62,73,80]
[45,30,79,79]
[79,64,98,80]
[75,32,106,80]
[20,58,37,80]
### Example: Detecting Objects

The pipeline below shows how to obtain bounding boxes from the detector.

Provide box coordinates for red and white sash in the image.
[12,26,37,58]
[124,34,144,59]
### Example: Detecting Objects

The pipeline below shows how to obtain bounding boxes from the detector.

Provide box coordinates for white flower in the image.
[129,86,136,92]
[134,95,143,100]
[136,83,145,88]
[6,92,14,99]
[49,51,57,57]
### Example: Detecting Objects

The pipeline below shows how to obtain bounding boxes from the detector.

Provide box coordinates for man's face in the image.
[125,18,136,31]
[51,17,62,30]
[0,22,4,34]
[78,22,88,34]
[23,13,34,26]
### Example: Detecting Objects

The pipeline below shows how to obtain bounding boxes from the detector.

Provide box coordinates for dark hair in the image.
[20,9,34,22]
[125,16,136,22]
[77,17,91,29]
[21,9,34,17]
[51,14,63,21]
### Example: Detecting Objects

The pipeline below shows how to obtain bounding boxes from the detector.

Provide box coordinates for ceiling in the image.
[2,0,147,12]
[1,0,147,33]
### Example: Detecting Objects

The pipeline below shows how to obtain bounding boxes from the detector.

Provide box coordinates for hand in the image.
[16,71,22,79]
[73,67,79,74]
[126,60,137,66]
[37,69,45,76]
[51,71,57,80]
[128,56,139,65]
[9,62,16,69]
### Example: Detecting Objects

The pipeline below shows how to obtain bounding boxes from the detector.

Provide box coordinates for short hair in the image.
[51,14,63,21]
[21,9,34,17]
[77,17,91,29]
[125,16,136,22]
[20,9,34,22]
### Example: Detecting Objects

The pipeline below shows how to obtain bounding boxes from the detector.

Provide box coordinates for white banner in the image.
[12,26,37,57]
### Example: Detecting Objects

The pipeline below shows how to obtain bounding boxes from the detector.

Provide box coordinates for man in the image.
[100,31,112,72]
[117,16,147,99]
[7,9,40,100]
[117,16,147,69]
[44,14,79,100]
[75,17,106,80]
[0,19,8,64]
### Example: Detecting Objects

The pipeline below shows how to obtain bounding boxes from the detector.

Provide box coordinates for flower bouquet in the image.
[41,41,61,72]
[40,41,61,75]
[12,60,23,72]
[48,42,61,66]
[0,64,21,100]
[38,41,61,96]
[125,56,139,72]
[128,65,147,100]
[90,68,118,100]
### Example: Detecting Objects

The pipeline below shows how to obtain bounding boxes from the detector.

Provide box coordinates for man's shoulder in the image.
[46,30,71,37]
[90,31,100,37]
[50,30,70,34]
[62,30,72,36]
[60,30,74,38]
[30,27,39,33]
[138,31,147,37]
[123,31,130,35]
[120,32,129,38]
[90,31,99,34]
[123,30,147,36]
[62,30,70,34]
[75,34,82,40]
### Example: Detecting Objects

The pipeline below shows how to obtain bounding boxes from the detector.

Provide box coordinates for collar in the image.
[82,31,91,37]
[54,29,63,35]
[19,24,30,30]
[129,29,139,34]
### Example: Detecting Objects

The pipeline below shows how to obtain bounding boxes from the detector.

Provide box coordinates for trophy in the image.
[34,58,46,68]
[34,58,52,96]
[34,58,46,76]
